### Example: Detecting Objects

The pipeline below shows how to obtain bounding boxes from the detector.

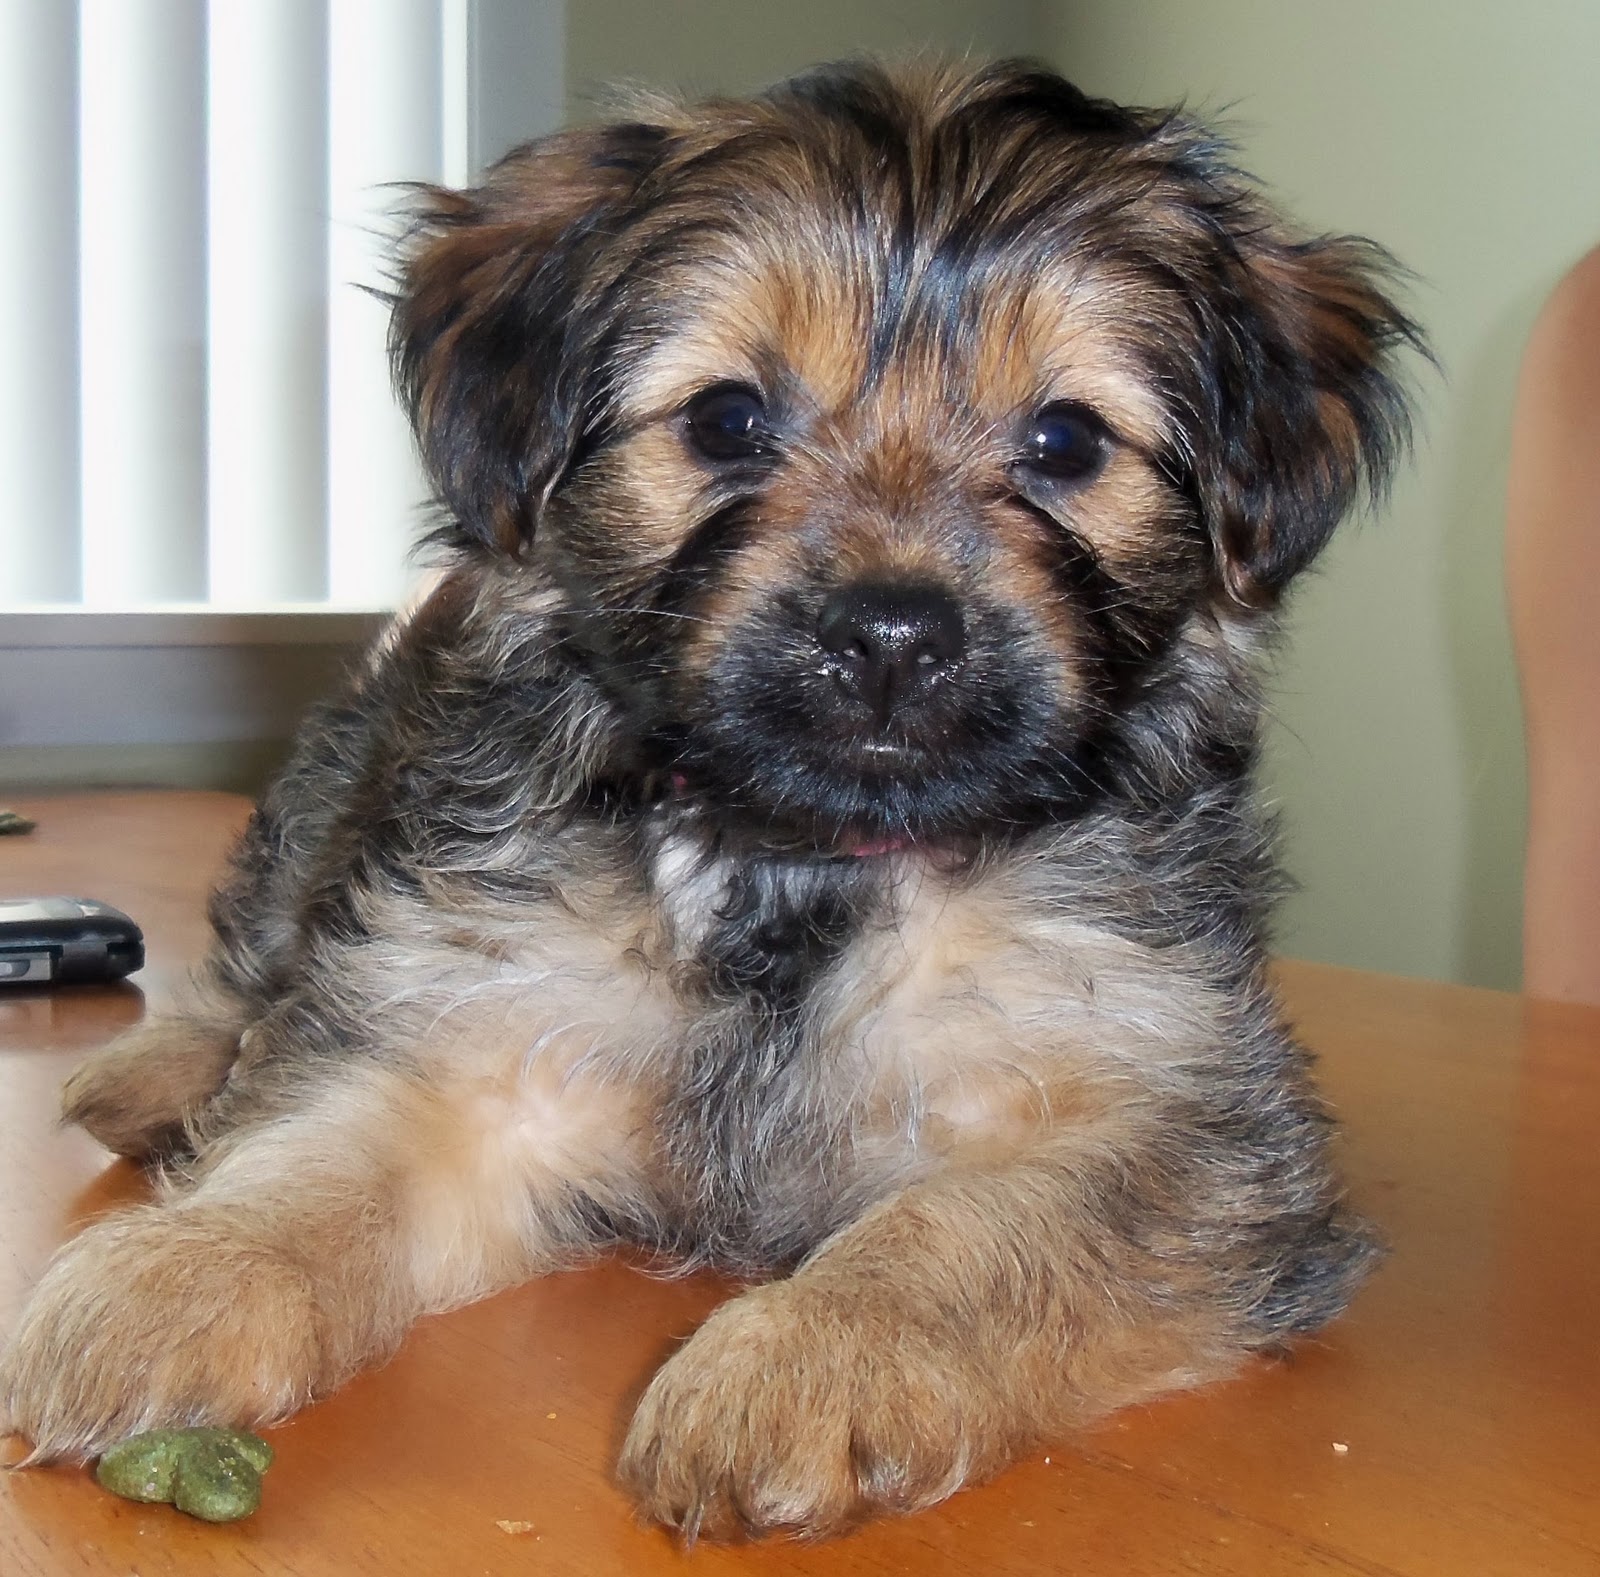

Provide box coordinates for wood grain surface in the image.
[1,791,1596,1576]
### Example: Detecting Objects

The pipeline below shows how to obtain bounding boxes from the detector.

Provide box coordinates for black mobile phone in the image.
[0,897,145,986]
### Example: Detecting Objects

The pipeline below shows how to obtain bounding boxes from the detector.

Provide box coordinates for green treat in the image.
[0,810,36,835]
[95,1427,274,1522]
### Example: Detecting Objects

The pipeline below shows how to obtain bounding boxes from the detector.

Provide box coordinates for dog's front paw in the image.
[619,1283,997,1541]
[61,1013,239,1158]
[0,1206,322,1462]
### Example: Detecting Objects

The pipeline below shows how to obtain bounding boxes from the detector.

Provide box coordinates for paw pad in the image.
[94,1427,275,1522]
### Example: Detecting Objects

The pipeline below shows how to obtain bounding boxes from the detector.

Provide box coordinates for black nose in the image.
[816,582,966,721]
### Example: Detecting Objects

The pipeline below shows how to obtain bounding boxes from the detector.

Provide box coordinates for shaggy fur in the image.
[1,60,1420,1540]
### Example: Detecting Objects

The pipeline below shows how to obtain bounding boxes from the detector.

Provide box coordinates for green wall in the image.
[1038,0,1600,986]
[565,0,1038,112]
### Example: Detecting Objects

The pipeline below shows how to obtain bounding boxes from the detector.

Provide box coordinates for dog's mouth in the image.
[662,695,1074,858]
[622,584,1090,851]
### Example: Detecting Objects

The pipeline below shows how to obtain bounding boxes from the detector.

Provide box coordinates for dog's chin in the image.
[676,736,1047,859]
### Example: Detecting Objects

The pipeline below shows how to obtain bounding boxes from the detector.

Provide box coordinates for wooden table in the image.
[1,791,1596,1577]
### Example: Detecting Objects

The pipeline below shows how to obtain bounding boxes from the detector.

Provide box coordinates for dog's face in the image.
[394,63,1416,846]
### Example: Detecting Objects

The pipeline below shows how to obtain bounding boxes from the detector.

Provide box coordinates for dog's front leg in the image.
[1,1059,616,1461]
[620,1145,1262,1541]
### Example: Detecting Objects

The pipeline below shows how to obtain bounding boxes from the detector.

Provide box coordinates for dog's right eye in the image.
[1019,401,1111,484]
[684,385,770,462]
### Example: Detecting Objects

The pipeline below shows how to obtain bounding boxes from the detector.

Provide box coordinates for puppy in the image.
[1,60,1419,1540]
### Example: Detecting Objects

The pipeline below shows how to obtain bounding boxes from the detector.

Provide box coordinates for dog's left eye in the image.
[1019,402,1110,483]
[684,385,771,462]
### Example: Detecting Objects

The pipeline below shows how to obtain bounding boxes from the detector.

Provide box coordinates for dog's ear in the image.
[1194,225,1423,609]
[390,123,668,555]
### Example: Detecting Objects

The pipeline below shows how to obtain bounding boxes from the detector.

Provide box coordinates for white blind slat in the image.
[441,0,472,190]
[0,0,79,605]
[206,0,330,606]
[0,1,554,617]
[326,0,443,609]
[78,0,207,608]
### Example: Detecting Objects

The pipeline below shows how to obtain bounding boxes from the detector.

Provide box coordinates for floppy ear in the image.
[390,123,668,555]
[1197,229,1423,608]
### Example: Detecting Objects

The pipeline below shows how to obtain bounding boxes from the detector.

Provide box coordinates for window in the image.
[0,0,563,615]
[0,1,562,786]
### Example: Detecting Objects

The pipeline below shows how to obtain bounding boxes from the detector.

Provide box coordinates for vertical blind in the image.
[0,0,479,612]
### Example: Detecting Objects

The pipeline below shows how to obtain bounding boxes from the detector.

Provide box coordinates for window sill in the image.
[0,607,390,648]
[0,608,390,791]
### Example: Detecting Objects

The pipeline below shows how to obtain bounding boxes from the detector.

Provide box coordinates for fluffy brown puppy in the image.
[1,60,1420,1540]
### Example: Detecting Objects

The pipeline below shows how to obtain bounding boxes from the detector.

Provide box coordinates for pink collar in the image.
[841,835,911,858]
